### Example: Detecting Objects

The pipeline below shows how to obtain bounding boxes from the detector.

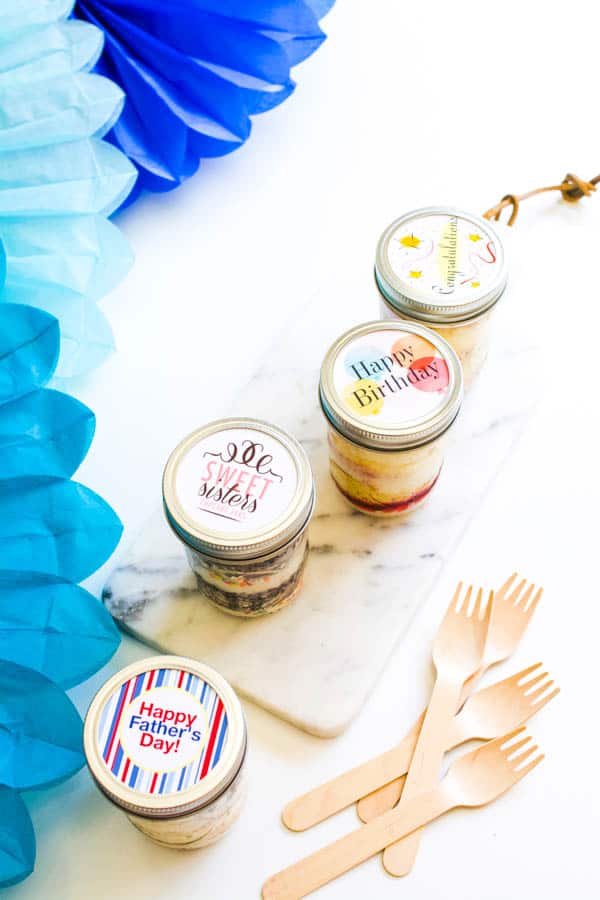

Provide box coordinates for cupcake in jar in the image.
[319,321,463,516]
[84,656,247,850]
[375,207,508,386]
[163,418,315,617]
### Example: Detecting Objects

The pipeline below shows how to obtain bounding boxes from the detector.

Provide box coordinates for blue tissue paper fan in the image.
[0,0,134,885]
[0,303,122,889]
[74,0,335,197]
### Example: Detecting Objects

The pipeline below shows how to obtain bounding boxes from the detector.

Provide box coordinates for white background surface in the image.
[12,1,600,897]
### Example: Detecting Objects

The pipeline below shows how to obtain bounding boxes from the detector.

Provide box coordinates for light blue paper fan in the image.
[0,0,136,377]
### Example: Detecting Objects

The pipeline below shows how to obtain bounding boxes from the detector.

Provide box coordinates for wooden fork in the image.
[264,728,543,899]
[380,577,541,876]
[379,582,492,876]
[282,575,541,835]
[282,660,554,832]
[358,573,542,828]
[452,661,557,744]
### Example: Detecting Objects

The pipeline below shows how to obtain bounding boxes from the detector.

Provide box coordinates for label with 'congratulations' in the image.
[386,212,501,307]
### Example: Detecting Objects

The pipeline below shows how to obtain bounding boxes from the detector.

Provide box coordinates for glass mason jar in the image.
[162,418,315,617]
[83,655,247,850]
[375,207,508,387]
[319,321,463,516]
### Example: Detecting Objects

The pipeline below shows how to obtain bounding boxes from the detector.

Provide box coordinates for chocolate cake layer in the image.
[194,547,309,617]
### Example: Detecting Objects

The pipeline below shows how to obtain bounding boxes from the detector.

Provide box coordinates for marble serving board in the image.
[104,301,541,738]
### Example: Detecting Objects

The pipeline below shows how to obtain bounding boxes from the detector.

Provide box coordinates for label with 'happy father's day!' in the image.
[96,666,229,796]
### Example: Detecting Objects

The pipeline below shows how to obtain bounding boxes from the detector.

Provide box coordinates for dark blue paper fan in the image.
[74,0,334,196]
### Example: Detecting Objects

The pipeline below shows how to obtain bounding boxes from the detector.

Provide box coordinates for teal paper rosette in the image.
[0,0,136,886]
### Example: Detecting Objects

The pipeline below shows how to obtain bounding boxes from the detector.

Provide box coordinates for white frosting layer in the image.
[188,539,306,596]
[126,761,247,850]
[327,425,446,516]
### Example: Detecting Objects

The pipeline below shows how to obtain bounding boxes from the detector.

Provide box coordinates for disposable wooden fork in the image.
[373,582,492,875]
[264,728,543,900]
[380,576,542,876]
[358,573,541,826]
[283,574,538,834]
[282,659,554,832]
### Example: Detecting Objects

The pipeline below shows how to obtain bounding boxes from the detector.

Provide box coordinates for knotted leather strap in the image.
[483,172,600,226]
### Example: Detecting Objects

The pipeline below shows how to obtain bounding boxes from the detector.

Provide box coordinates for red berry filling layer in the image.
[332,468,442,514]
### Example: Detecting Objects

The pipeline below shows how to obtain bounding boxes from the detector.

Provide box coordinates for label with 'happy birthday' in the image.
[332,328,451,425]
[96,666,228,796]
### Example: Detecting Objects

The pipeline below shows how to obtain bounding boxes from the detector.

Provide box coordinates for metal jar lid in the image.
[83,655,247,819]
[319,320,463,450]
[375,206,508,324]
[162,417,315,560]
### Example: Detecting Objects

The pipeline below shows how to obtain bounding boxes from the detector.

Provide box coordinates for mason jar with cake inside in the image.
[319,321,463,516]
[375,207,508,386]
[84,655,248,850]
[163,418,315,617]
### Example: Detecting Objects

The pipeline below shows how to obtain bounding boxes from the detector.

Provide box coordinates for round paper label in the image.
[386,212,501,306]
[174,426,298,533]
[96,666,228,796]
[332,328,451,426]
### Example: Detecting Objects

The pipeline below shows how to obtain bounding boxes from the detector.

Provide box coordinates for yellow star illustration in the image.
[400,234,421,249]
[468,233,482,242]
[471,281,480,288]
[409,270,422,279]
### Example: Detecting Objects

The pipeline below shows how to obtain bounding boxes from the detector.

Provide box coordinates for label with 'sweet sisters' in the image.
[174,426,298,531]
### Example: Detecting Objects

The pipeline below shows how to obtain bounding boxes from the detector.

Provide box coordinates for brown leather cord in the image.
[483,172,600,226]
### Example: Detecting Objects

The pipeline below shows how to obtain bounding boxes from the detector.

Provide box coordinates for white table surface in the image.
[12,1,600,897]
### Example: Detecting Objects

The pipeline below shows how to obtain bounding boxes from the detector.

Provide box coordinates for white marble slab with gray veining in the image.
[103,301,542,737]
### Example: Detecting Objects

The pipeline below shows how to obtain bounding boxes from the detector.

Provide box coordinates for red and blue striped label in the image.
[96,667,228,796]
